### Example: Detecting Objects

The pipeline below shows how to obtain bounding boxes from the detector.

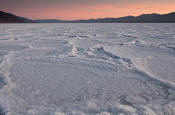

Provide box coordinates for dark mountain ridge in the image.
[0,11,175,23]
[0,11,33,23]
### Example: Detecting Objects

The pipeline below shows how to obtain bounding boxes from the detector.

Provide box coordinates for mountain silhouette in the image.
[0,11,33,23]
[0,11,175,23]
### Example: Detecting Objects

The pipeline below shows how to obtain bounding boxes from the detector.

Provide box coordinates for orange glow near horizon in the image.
[3,3,175,20]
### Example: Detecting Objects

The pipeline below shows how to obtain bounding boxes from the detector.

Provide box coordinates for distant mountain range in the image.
[0,11,33,23]
[0,11,175,23]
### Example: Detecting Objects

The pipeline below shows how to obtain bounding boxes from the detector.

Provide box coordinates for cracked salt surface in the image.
[0,23,175,115]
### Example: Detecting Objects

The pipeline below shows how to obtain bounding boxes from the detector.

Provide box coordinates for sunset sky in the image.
[1,0,175,20]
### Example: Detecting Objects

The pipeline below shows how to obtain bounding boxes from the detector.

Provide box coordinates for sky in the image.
[0,0,175,20]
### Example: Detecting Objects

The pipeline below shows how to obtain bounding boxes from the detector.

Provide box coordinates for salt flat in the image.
[0,23,175,115]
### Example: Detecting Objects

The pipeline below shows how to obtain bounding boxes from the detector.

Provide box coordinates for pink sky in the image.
[1,0,175,20]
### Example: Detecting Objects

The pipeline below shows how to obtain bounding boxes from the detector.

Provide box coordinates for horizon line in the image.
[1,10,175,21]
